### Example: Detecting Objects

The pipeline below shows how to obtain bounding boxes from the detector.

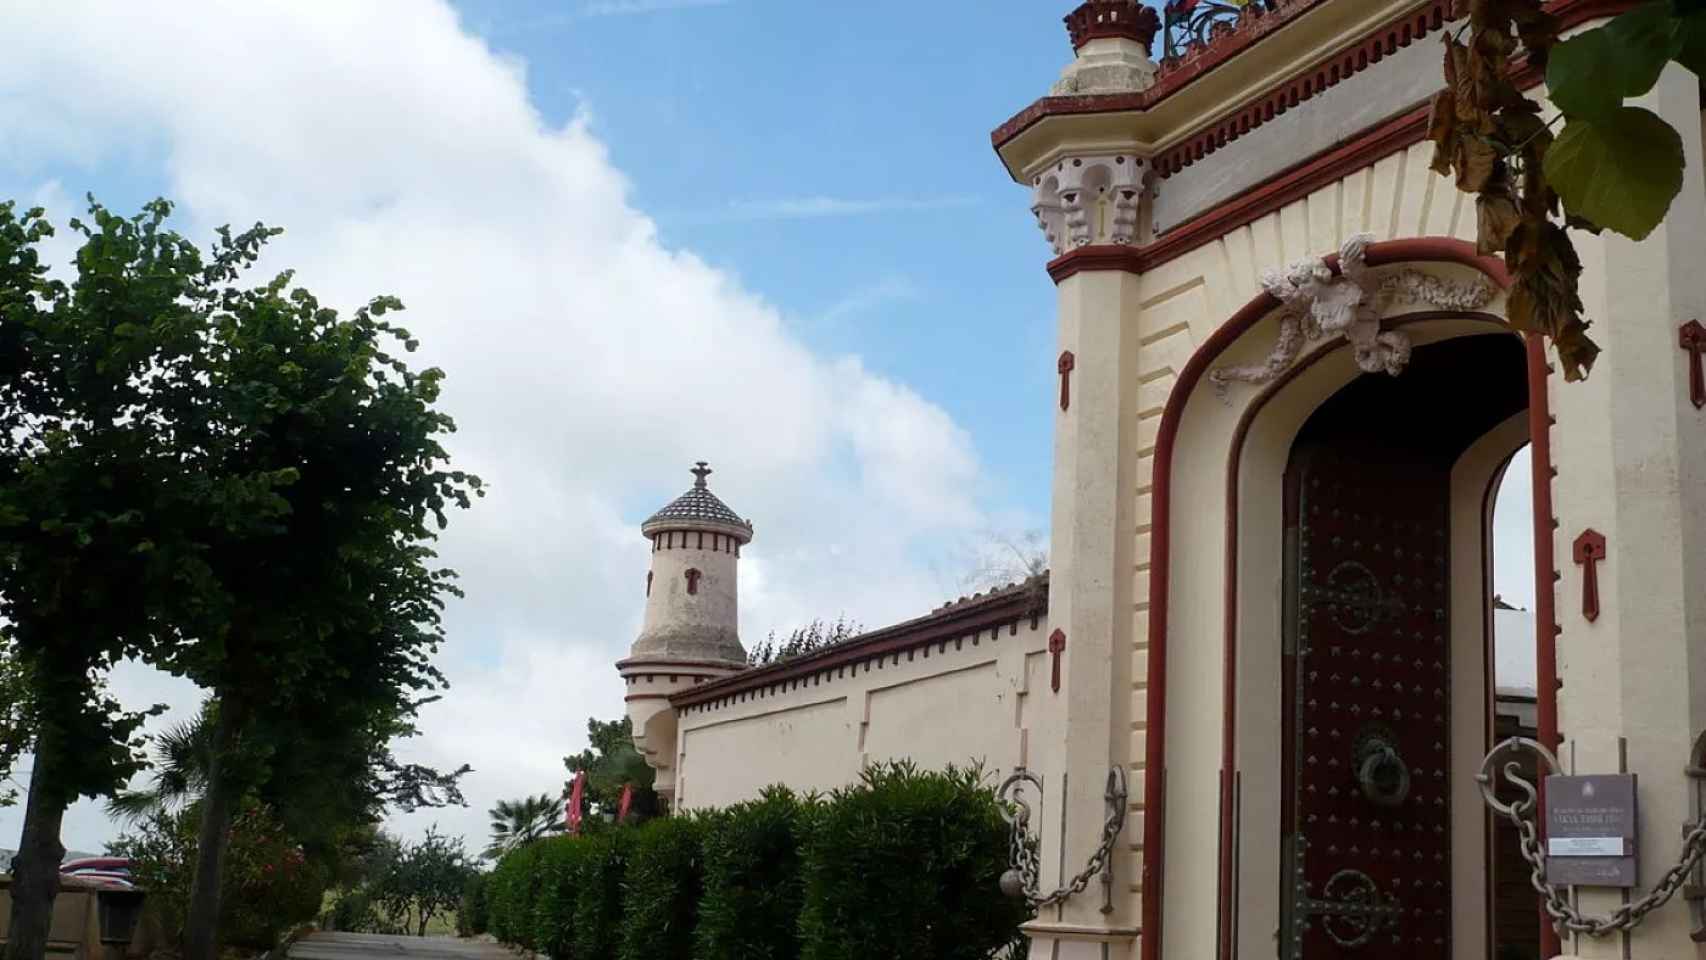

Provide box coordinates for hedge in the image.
[799,762,1031,960]
[696,787,811,960]
[488,765,1025,958]
[619,815,709,960]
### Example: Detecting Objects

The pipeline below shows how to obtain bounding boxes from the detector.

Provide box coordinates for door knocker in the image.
[1354,725,1411,808]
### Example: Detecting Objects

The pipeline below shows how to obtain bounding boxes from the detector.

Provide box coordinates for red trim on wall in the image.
[1140,238,1510,960]
[993,0,1637,156]
[668,580,1047,709]
[1152,2,1448,178]
[1048,104,1433,285]
[1525,334,1563,960]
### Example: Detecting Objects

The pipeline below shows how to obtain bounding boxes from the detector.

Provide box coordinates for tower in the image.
[617,461,753,803]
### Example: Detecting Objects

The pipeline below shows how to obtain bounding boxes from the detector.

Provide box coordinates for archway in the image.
[1270,334,1526,960]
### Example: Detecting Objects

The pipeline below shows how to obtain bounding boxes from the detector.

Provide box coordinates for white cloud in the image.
[0,0,1011,854]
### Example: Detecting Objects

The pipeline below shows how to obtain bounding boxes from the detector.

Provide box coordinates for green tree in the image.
[485,794,564,860]
[1429,0,1706,379]
[563,717,658,823]
[0,196,478,960]
[0,639,32,808]
[373,826,477,937]
[746,617,863,667]
[136,227,481,960]
[0,199,208,960]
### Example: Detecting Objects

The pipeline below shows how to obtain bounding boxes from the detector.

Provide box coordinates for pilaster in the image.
[1028,263,1146,960]
[1545,65,1706,960]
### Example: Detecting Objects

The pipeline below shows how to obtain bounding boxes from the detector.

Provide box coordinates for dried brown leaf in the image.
[1477,191,1523,255]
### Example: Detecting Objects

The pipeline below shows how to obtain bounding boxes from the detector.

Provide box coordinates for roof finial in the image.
[691,461,713,489]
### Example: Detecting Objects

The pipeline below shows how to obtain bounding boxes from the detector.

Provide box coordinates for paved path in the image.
[289,932,518,960]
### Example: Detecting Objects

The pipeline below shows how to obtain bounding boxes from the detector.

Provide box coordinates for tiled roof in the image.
[642,462,753,539]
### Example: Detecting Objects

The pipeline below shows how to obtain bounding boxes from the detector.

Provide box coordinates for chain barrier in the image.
[1477,737,1706,937]
[996,766,1127,912]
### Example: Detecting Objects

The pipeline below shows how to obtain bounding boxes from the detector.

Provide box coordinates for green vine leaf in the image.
[1547,5,1681,117]
[1544,107,1685,240]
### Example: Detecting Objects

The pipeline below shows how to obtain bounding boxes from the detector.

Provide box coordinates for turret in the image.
[617,462,753,803]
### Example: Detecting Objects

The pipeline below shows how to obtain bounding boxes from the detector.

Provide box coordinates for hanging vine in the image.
[1427,0,1705,380]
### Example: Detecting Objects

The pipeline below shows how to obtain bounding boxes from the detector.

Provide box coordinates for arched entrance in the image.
[1275,336,1527,959]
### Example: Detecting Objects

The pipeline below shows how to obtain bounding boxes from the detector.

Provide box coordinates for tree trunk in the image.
[183,697,247,960]
[416,910,428,938]
[4,734,69,960]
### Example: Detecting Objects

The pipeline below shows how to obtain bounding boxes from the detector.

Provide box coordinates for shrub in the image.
[459,871,491,936]
[695,788,811,960]
[109,804,330,951]
[798,762,1030,960]
[533,835,595,958]
[488,841,545,947]
[571,832,629,958]
[619,815,708,960]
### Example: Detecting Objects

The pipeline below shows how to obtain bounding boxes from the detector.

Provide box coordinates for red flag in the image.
[567,771,586,836]
[616,783,634,824]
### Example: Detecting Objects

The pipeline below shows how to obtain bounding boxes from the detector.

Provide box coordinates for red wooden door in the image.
[1281,447,1452,960]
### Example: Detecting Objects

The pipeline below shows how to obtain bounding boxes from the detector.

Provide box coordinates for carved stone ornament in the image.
[1209,234,1496,396]
[1032,154,1147,255]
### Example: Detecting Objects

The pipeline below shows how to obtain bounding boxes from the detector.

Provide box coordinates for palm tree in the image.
[106,704,216,822]
[484,794,564,860]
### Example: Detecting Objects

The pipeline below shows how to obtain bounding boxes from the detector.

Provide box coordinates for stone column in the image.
[1025,264,1147,960]
[1544,64,1706,960]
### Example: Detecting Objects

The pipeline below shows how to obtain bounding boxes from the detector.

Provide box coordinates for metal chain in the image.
[1478,737,1706,937]
[997,766,1128,910]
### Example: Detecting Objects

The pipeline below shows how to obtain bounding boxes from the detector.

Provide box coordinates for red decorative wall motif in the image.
[1048,629,1067,692]
[1572,530,1606,623]
[1680,321,1706,410]
[1058,351,1077,411]
[685,568,702,595]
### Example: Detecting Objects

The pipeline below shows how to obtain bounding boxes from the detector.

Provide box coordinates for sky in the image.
[0,0,1533,857]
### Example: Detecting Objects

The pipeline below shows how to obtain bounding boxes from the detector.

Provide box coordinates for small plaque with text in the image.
[1545,773,1638,888]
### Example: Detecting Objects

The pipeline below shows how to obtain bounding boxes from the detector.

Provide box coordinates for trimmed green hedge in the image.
[800,763,1031,960]
[620,815,709,960]
[697,787,810,960]
[488,765,1024,958]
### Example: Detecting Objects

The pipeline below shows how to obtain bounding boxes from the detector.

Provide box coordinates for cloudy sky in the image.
[0,0,1533,855]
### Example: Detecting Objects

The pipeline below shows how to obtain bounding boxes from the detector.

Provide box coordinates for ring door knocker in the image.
[1354,724,1411,808]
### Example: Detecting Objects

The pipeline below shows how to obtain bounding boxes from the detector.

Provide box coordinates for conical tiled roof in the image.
[641,462,754,541]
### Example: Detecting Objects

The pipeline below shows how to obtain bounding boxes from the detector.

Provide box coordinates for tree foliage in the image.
[0,196,479,960]
[373,826,478,937]
[563,716,658,823]
[0,639,32,808]
[746,617,863,667]
[0,198,205,960]
[486,793,565,860]
[107,804,329,951]
[1428,0,1705,380]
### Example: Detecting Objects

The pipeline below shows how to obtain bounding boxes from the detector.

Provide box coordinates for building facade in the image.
[619,2,1706,958]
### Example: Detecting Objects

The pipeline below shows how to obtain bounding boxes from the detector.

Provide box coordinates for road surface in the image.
[289,932,517,960]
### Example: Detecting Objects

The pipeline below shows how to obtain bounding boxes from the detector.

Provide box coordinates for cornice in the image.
[1039,0,1642,282]
[669,578,1048,711]
[993,0,1641,186]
